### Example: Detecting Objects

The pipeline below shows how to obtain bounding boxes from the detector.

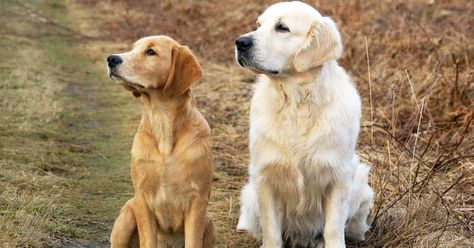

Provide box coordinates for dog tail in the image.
[237,181,262,239]
[355,161,371,184]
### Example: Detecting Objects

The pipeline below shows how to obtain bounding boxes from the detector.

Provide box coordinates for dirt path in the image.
[0,0,138,246]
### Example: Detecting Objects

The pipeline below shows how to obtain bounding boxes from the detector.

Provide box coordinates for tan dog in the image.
[106,36,215,248]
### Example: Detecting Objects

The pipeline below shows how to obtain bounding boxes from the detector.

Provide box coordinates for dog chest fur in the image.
[130,123,205,233]
[249,62,361,176]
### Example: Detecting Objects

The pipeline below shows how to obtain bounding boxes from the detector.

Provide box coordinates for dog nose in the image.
[107,55,123,68]
[235,36,253,52]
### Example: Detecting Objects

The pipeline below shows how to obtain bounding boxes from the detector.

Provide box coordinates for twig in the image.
[405,69,420,110]
[432,174,464,248]
[442,174,464,196]
[365,36,374,145]
[418,127,445,164]
[228,196,233,217]
[95,150,108,160]
[412,98,426,185]
[434,190,450,248]
[391,82,399,136]
[364,123,429,167]
[428,112,472,177]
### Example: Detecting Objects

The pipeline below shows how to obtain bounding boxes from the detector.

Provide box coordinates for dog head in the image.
[107,35,202,98]
[235,1,342,75]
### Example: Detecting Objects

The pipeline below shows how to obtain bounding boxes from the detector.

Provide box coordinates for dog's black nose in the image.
[235,36,253,52]
[107,55,123,68]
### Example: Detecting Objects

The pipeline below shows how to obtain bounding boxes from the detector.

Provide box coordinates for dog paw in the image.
[313,240,324,248]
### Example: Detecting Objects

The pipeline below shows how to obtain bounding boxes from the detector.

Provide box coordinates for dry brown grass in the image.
[75,0,473,247]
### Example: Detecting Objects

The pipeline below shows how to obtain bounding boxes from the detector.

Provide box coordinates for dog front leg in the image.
[132,197,157,248]
[323,182,349,248]
[257,180,284,248]
[184,197,209,248]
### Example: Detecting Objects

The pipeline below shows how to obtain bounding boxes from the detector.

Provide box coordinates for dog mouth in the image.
[237,57,245,67]
[109,72,145,90]
[237,54,279,75]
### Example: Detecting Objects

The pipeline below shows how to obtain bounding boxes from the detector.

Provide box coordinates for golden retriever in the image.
[107,36,215,248]
[235,2,373,248]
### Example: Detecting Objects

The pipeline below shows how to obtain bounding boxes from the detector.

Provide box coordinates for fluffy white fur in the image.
[235,2,373,248]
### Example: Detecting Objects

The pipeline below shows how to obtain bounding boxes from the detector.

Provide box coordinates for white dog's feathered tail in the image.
[237,177,261,239]
[346,161,374,241]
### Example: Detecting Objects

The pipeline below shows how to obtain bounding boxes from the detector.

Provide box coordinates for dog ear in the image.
[293,17,343,72]
[163,45,202,98]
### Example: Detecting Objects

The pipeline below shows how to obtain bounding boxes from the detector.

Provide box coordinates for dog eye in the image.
[145,48,156,56]
[255,22,261,30]
[275,23,290,32]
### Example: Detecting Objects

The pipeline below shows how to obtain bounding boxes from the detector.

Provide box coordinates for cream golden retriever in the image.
[107,36,215,248]
[235,2,373,248]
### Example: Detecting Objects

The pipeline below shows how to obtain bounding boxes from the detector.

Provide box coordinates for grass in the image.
[0,0,472,247]
[0,0,138,246]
